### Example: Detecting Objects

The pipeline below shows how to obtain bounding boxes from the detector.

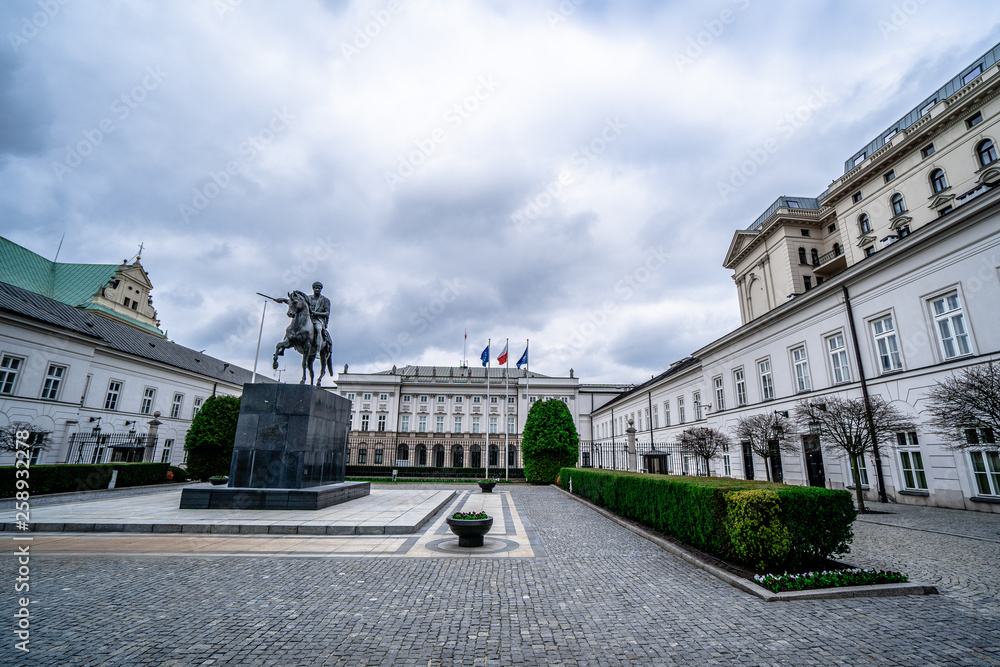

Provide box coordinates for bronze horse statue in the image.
[272,290,333,385]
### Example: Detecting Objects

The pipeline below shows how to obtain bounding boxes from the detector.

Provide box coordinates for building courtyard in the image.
[2,483,998,666]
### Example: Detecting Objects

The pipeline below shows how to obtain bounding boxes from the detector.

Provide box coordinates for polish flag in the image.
[497,342,508,365]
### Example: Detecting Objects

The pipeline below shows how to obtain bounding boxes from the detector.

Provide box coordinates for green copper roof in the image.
[0,237,119,307]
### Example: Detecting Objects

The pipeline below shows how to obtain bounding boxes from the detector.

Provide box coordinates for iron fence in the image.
[69,431,158,465]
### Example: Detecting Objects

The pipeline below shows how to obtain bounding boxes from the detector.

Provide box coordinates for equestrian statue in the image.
[265,281,333,386]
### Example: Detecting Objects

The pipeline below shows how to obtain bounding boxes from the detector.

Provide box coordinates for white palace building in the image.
[590,42,1000,512]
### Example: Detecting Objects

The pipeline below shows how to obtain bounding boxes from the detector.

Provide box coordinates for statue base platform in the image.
[179,481,370,511]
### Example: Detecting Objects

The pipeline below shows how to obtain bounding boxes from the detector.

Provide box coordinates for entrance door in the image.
[802,434,826,487]
[741,441,754,480]
[767,440,783,483]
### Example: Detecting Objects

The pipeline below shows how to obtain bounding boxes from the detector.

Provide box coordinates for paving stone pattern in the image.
[2,485,999,666]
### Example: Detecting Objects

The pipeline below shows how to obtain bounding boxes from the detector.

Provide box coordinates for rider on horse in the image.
[278,281,330,357]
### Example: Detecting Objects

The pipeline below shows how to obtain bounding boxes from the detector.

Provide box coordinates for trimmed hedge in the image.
[522,399,579,485]
[558,468,855,570]
[0,463,171,498]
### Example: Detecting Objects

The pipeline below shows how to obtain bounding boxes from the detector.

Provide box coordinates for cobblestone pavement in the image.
[2,485,999,666]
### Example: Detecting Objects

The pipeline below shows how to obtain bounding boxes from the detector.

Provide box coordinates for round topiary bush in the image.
[183,395,241,482]
[522,398,579,485]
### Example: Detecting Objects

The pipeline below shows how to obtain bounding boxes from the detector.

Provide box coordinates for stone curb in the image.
[551,484,938,602]
[2,491,457,536]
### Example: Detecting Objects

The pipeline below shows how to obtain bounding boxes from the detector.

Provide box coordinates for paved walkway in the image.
[1,484,998,665]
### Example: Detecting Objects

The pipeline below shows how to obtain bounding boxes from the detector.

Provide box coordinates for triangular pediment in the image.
[927,193,954,209]
[724,230,759,268]
[857,234,876,247]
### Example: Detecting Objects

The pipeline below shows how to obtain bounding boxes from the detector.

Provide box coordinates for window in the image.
[140,387,156,415]
[810,248,819,266]
[374,449,384,465]
[663,401,671,427]
[977,139,998,167]
[722,443,731,477]
[732,369,746,407]
[891,193,905,216]
[677,397,685,424]
[378,414,386,431]
[192,397,203,419]
[849,454,869,487]
[969,450,1000,496]
[402,395,410,402]
[358,448,367,464]
[380,393,388,401]
[37,363,65,400]
[798,247,807,264]
[693,392,702,420]
[827,334,851,384]
[529,396,536,404]
[455,396,462,403]
[472,416,480,434]
[508,396,515,404]
[508,416,516,433]
[803,276,812,291]
[930,169,948,193]
[853,152,866,167]
[418,415,427,432]
[0,355,23,395]
[160,439,173,464]
[455,416,463,432]
[652,404,659,428]
[420,395,428,402]
[436,416,444,433]
[490,396,498,404]
[858,214,871,234]
[865,246,877,257]
[931,292,971,359]
[437,395,445,403]
[561,396,569,403]
[792,346,811,392]
[637,411,643,430]
[361,414,370,431]
[401,415,410,432]
[964,427,996,446]
[883,170,895,183]
[800,229,810,237]
[489,417,498,434]
[758,359,774,401]
[896,432,927,490]
[713,377,725,412]
[473,396,481,403]
[919,100,935,117]
[170,393,184,419]
[883,128,897,142]
[963,65,983,85]
[921,144,935,158]
[104,380,122,410]
[872,315,902,373]
[966,111,983,128]
[852,191,862,203]
[787,200,800,208]
[364,393,372,401]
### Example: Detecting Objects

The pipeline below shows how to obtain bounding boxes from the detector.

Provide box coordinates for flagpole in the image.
[504,337,509,482]
[463,329,467,367]
[485,338,490,481]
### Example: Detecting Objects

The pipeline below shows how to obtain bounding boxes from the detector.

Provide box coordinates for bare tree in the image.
[0,423,51,455]
[678,426,731,475]
[732,412,796,482]
[795,396,914,513]
[923,361,1000,449]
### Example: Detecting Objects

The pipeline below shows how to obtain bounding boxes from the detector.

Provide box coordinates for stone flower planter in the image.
[477,480,497,493]
[209,477,229,486]
[446,515,494,547]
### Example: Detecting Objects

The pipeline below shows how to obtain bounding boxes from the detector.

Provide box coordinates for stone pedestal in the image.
[180,383,367,511]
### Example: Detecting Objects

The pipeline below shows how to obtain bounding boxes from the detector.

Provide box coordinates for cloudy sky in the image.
[2,0,999,384]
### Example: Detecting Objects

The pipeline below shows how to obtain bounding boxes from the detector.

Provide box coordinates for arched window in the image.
[798,247,807,264]
[433,444,445,467]
[507,445,518,467]
[891,193,905,216]
[470,444,481,469]
[417,444,427,466]
[451,444,464,468]
[978,139,998,167]
[930,168,948,193]
[833,242,842,256]
[858,213,871,234]
[810,248,820,265]
[489,444,499,467]
[396,443,409,461]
